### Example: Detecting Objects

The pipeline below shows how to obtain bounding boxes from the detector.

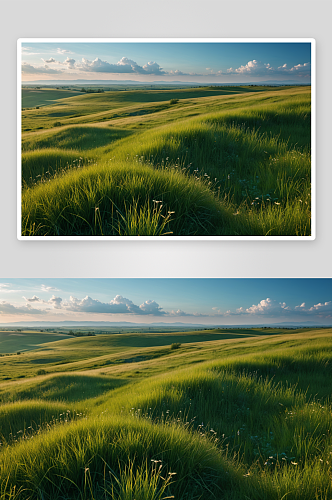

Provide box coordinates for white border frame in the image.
[17,38,316,241]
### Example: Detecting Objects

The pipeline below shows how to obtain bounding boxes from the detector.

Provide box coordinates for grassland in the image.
[20,85,311,236]
[0,326,331,499]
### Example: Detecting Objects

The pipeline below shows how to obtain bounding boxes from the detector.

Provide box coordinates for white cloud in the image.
[22,63,62,75]
[42,57,57,64]
[169,309,192,317]
[211,298,292,317]
[21,47,41,55]
[48,295,62,309]
[57,48,72,54]
[290,62,310,71]
[0,284,26,294]
[23,294,62,309]
[168,69,188,76]
[142,61,165,75]
[21,293,168,316]
[77,57,134,74]
[41,284,60,292]
[118,57,145,74]
[64,57,76,69]
[139,300,165,315]
[60,294,166,316]
[24,295,42,303]
[227,60,275,76]
[211,297,332,320]
[226,60,311,78]
[76,56,166,75]
[0,301,45,315]
[292,301,331,315]
[235,59,261,73]
[245,298,290,315]
[308,301,332,312]
[168,309,207,317]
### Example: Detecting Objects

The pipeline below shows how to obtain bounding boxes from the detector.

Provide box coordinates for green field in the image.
[0,330,74,354]
[22,88,84,109]
[0,327,331,499]
[20,85,311,237]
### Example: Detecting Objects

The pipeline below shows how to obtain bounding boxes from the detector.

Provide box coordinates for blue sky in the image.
[0,279,330,325]
[21,41,312,83]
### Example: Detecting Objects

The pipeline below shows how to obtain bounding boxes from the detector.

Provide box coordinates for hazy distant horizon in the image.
[21,78,311,86]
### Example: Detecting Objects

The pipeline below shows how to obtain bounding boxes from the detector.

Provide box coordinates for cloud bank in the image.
[1,290,330,321]
[226,60,311,78]
[212,298,331,319]
[21,55,311,80]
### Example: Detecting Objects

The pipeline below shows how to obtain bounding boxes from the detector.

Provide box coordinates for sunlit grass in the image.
[0,328,331,498]
[21,86,312,236]
[21,162,226,236]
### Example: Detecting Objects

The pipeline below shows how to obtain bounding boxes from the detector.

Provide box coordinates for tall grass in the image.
[0,416,237,499]
[21,162,226,236]
[0,329,331,498]
[22,126,132,152]
[21,149,92,188]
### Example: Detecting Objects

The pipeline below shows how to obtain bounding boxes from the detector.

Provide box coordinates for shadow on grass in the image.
[22,126,134,152]
[4,374,128,403]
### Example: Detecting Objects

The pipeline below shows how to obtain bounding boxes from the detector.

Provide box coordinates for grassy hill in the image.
[20,85,311,237]
[0,327,331,499]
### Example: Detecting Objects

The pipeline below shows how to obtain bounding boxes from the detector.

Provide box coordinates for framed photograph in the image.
[0,277,331,498]
[18,38,315,240]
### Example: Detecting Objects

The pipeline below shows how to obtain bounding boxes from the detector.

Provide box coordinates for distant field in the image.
[22,88,84,108]
[0,327,331,499]
[0,330,72,354]
[20,85,312,237]
[0,327,275,367]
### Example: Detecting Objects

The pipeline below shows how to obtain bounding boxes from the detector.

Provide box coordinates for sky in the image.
[0,279,330,325]
[21,41,312,83]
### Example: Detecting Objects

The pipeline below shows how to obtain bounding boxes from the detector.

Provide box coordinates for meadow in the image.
[0,326,331,499]
[20,85,311,237]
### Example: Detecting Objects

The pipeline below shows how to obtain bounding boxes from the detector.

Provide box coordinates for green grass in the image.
[0,328,331,498]
[0,330,72,354]
[20,86,312,236]
[21,86,266,130]
[21,162,226,236]
[22,88,84,109]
